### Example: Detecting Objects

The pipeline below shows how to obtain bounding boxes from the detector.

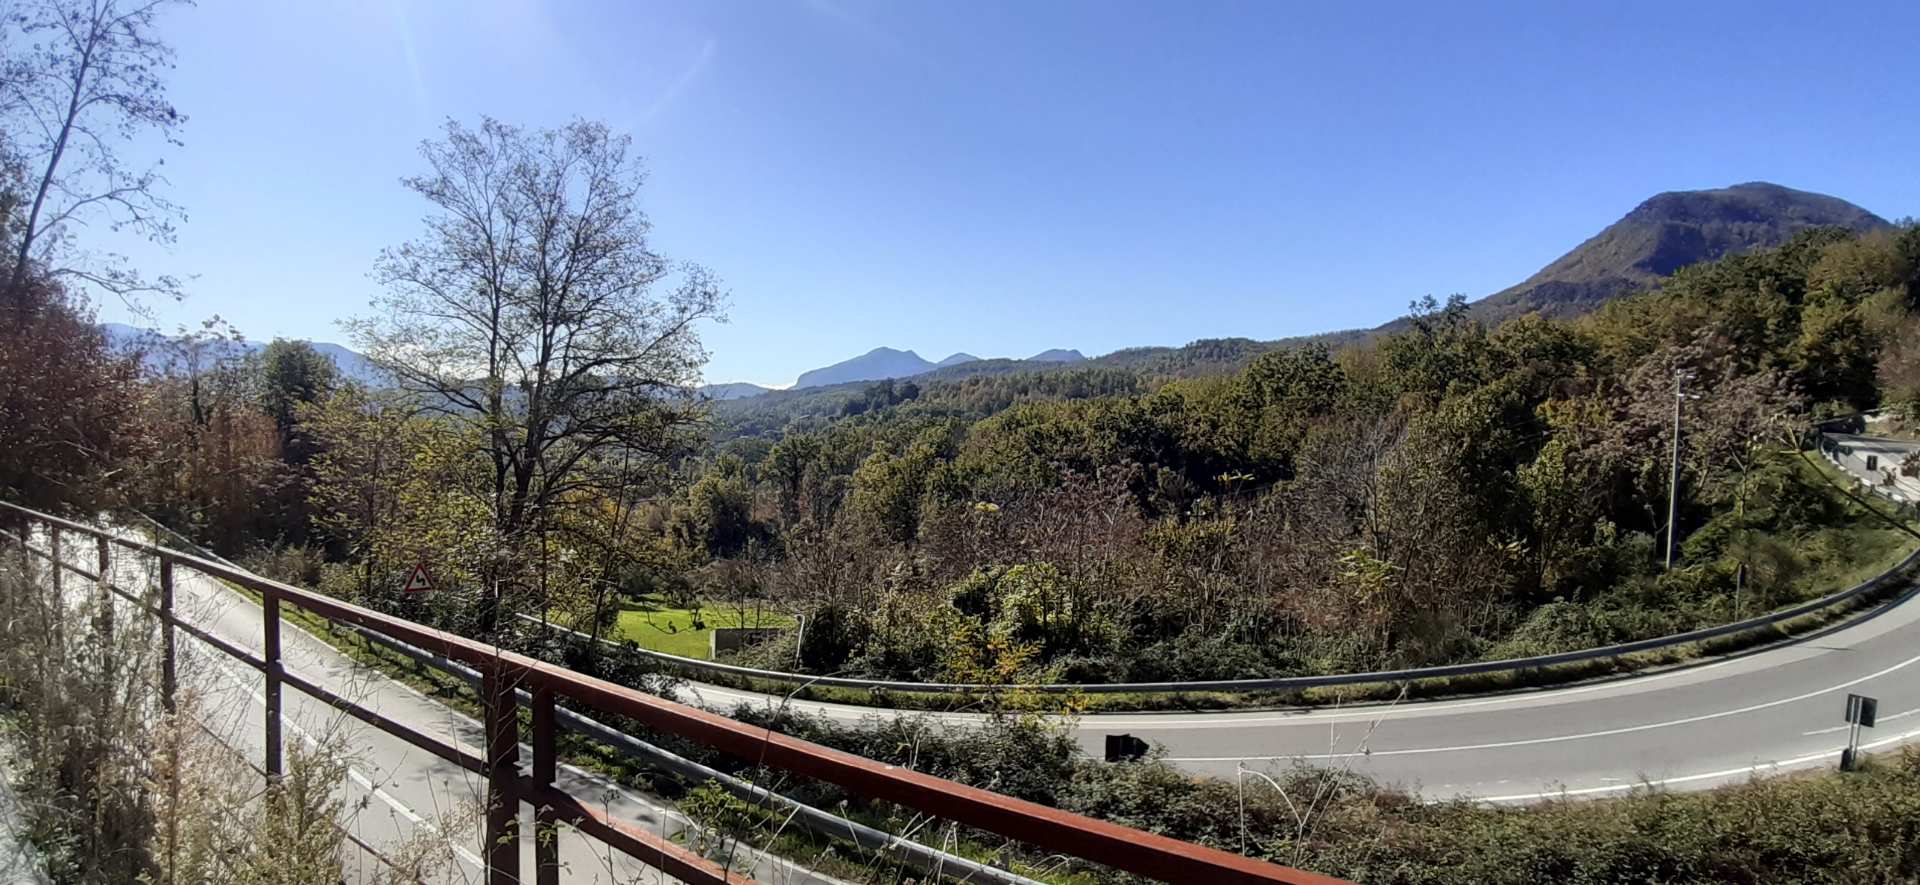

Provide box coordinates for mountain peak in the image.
[1474,182,1889,320]
[793,347,939,388]
[1027,348,1085,363]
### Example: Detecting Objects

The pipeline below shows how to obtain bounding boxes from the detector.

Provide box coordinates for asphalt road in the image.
[1826,432,1920,504]
[680,452,1920,802]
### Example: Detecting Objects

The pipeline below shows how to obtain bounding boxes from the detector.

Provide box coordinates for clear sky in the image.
[98,0,1919,388]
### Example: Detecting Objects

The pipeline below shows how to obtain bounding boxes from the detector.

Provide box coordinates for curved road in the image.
[683,448,1920,802]
[686,581,1920,800]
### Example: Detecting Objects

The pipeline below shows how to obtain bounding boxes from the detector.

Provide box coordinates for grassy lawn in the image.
[609,596,795,660]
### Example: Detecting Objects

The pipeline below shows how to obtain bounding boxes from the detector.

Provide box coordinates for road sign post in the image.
[1841,693,1877,771]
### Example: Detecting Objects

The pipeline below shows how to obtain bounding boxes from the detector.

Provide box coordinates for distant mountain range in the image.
[700,381,776,400]
[1470,181,1889,322]
[790,346,1084,389]
[100,323,390,385]
[100,182,1894,408]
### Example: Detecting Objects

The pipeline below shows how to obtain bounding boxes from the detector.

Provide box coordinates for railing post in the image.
[14,514,31,585]
[533,684,559,885]
[43,521,60,657]
[47,525,59,595]
[159,558,177,714]
[263,590,284,780]
[483,661,521,885]
[95,535,113,650]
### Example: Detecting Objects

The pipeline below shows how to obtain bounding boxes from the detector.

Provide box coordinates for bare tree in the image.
[351,116,724,632]
[1,0,188,309]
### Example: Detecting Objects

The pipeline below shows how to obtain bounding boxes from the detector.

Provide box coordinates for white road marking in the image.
[1803,708,1919,735]
[1479,723,1920,802]
[1165,650,1920,762]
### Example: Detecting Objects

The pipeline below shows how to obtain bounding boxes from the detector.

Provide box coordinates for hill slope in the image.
[1474,182,1889,320]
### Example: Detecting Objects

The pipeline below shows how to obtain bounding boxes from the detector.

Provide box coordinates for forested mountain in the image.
[677,225,1920,687]
[1472,182,1889,321]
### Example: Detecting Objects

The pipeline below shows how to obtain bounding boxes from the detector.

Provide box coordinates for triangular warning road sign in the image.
[402,564,434,593]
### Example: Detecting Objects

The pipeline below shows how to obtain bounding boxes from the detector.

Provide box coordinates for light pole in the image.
[1665,370,1700,570]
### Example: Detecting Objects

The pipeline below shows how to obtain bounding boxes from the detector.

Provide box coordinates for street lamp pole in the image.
[1666,371,1690,571]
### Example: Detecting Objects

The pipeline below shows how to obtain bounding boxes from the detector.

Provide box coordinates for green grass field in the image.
[608,596,795,659]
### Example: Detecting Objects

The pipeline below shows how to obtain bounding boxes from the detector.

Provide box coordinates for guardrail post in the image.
[533,684,558,885]
[159,558,177,714]
[263,589,284,780]
[484,661,520,885]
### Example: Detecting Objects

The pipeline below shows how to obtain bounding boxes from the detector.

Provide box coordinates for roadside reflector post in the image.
[533,684,560,885]
[484,660,521,885]
[1842,693,1878,771]
[263,589,284,780]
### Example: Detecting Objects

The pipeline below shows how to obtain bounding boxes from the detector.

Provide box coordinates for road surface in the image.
[1825,432,1920,505]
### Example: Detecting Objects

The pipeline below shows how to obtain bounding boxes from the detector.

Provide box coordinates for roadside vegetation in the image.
[0,552,463,883]
[628,702,1920,885]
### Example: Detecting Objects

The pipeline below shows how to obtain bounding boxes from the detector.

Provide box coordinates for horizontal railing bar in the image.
[344,617,1044,885]
[184,702,432,885]
[0,528,267,670]
[515,777,750,885]
[279,669,487,775]
[170,613,268,672]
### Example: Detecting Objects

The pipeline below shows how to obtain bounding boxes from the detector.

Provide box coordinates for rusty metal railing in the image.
[0,501,1348,885]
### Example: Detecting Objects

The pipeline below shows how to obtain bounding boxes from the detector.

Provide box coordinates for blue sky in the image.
[100,0,1919,387]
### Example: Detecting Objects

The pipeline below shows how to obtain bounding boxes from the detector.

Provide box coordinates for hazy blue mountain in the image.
[700,382,774,400]
[1027,348,1085,363]
[101,323,389,385]
[792,347,939,388]
[934,352,981,368]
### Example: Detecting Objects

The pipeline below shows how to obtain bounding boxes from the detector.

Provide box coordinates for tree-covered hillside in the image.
[664,225,1920,684]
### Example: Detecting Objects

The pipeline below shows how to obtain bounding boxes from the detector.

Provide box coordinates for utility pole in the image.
[1666,371,1690,570]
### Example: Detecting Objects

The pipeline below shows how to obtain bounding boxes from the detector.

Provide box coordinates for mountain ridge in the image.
[1471,181,1890,321]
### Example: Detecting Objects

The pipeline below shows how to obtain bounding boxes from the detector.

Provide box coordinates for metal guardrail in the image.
[537,502,1920,698]
[0,501,1346,885]
[134,513,1043,885]
[337,613,1045,885]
